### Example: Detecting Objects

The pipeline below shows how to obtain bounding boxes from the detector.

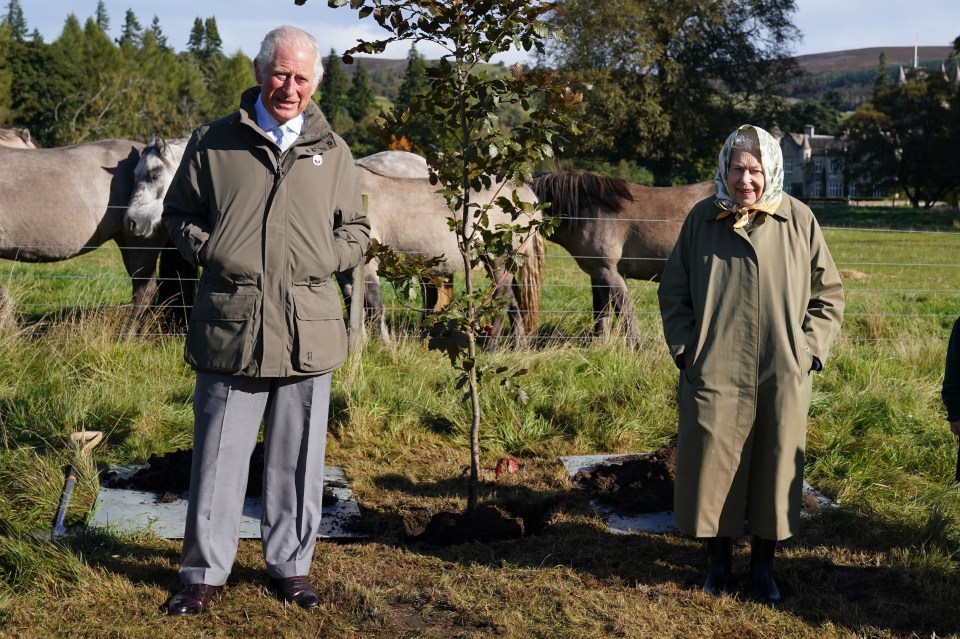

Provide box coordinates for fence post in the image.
[348,194,368,354]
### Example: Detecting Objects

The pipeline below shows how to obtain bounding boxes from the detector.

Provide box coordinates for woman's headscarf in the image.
[715,124,784,228]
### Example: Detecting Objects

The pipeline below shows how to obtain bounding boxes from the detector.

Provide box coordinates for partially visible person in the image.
[161,24,370,616]
[657,124,844,605]
[943,317,960,436]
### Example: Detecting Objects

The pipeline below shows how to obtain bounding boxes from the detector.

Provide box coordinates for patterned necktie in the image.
[271,126,284,149]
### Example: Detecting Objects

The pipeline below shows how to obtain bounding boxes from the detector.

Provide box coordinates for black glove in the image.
[675,353,686,370]
[810,356,822,372]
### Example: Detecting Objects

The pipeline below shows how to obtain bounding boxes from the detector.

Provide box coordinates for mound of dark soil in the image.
[573,437,823,515]
[573,438,678,514]
[102,443,339,505]
[403,498,558,546]
[406,505,524,546]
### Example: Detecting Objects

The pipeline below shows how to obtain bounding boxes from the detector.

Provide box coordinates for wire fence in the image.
[0,222,958,345]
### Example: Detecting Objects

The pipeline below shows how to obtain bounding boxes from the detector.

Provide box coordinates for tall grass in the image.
[1,204,959,637]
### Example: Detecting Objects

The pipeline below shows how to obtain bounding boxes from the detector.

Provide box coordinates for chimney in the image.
[804,124,815,138]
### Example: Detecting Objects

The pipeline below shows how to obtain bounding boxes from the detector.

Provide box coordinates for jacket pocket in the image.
[184,291,257,373]
[790,324,811,374]
[291,286,347,373]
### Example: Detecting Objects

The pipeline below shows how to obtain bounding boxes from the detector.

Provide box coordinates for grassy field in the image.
[1,205,960,638]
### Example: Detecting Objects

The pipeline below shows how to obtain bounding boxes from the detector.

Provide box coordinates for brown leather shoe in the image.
[167,583,223,616]
[269,576,319,609]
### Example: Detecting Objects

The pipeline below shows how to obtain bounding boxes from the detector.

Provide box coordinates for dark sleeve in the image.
[943,317,960,421]
[161,129,210,267]
[332,151,371,273]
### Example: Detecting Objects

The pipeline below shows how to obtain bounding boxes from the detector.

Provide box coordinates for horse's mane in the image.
[144,136,188,170]
[531,170,634,227]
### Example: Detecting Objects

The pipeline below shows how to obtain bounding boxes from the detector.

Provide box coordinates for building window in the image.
[811,182,822,197]
[848,183,859,198]
[813,157,824,174]
[784,157,794,174]
[828,181,842,197]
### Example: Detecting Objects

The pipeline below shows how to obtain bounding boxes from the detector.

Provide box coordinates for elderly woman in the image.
[657,124,844,604]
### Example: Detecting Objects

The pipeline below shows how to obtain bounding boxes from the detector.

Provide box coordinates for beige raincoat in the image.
[657,125,844,540]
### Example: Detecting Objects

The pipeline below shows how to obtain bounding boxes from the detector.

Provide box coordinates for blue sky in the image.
[21,0,960,64]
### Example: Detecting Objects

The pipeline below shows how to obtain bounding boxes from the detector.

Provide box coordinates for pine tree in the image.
[347,59,374,121]
[396,44,427,108]
[148,15,168,51]
[3,0,27,41]
[395,44,435,152]
[0,20,13,121]
[93,0,109,32]
[202,17,222,58]
[187,17,204,54]
[319,48,350,120]
[874,51,890,91]
[116,9,142,48]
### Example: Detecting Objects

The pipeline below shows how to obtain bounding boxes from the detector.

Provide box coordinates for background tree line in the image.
[0,0,429,156]
[0,1,247,146]
[1,0,959,204]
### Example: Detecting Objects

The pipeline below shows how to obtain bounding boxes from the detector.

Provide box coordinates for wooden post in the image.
[348,194,368,353]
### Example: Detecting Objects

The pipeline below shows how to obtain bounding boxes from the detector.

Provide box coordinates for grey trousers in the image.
[179,372,331,586]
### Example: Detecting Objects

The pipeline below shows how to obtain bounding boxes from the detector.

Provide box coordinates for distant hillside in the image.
[785,46,958,109]
[795,46,955,74]
[331,55,406,74]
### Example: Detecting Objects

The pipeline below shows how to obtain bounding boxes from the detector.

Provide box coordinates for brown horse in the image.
[532,170,713,342]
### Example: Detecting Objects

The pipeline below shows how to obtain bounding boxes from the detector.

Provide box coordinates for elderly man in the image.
[162,25,369,615]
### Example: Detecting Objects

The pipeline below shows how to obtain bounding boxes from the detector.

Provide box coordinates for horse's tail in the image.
[516,230,545,337]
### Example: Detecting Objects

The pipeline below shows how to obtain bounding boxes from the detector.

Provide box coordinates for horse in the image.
[532,170,713,342]
[123,140,544,347]
[0,127,37,148]
[123,135,196,330]
[0,139,189,334]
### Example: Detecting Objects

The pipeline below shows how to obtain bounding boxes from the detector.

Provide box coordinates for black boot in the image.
[702,536,732,596]
[750,536,782,605]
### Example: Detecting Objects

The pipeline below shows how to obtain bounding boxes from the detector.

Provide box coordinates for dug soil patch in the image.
[573,437,822,515]
[101,443,341,505]
[403,499,557,546]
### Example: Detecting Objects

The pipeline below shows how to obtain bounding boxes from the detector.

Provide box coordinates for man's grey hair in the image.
[255,25,324,86]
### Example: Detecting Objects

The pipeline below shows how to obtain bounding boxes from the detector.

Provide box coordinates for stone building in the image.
[777,125,850,201]
[777,61,960,202]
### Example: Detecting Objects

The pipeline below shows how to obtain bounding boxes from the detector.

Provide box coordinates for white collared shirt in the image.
[254,95,303,153]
